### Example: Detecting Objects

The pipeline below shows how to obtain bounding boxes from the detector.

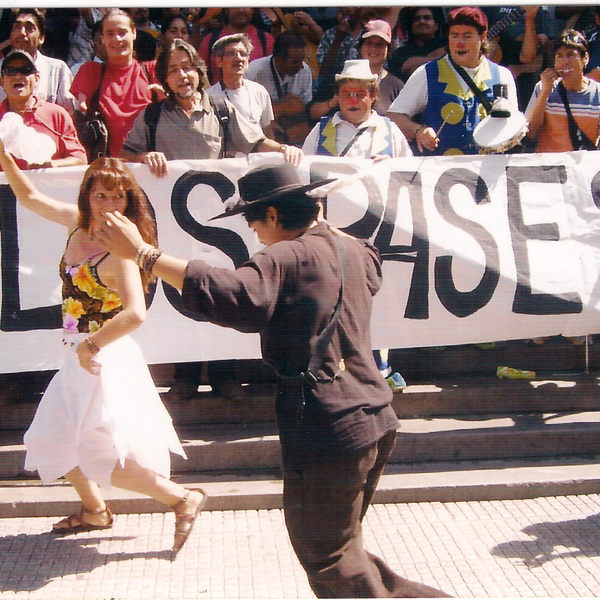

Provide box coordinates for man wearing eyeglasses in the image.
[0,49,87,170]
[207,34,276,141]
[302,58,411,158]
[121,38,302,178]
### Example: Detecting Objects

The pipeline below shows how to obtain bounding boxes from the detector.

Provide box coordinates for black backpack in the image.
[143,95,231,157]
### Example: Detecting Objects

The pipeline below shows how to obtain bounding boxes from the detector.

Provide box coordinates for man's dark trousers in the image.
[283,431,450,597]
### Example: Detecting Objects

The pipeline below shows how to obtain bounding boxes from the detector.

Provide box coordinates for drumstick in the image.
[410,109,456,183]
[436,109,455,138]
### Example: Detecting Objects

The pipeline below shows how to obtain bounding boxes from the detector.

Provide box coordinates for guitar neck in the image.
[487,8,525,40]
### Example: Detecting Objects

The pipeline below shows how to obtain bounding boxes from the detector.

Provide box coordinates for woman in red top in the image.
[71,9,152,158]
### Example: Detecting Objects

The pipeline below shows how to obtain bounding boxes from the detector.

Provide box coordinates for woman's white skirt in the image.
[24,333,187,489]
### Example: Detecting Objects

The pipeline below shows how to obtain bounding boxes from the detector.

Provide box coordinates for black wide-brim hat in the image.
[209,163,335,221]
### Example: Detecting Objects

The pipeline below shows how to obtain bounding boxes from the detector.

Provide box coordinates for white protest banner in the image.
[1,151,599,374]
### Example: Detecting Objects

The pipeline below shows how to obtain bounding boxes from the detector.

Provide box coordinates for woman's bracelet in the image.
[143,247,163,273]
[84,337,100,354]
[135,243,153,266]
[134,243,162,273]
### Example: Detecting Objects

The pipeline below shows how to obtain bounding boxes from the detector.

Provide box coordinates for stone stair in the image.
[1,337,600,517]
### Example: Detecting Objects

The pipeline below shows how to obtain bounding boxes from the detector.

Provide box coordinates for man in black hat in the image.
[97,163,450,598]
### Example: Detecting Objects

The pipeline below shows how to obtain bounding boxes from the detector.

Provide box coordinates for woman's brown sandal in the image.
[51,506,114,535]
[171,489,207,556]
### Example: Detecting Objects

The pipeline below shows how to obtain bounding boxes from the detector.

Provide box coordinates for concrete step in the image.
[1,456,599,518]
[389,336,600,380]
[2,374,600,431]
[2,412,600,479]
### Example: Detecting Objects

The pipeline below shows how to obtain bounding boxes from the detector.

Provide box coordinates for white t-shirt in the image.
[207,79,274,133]
[245,55,313,104]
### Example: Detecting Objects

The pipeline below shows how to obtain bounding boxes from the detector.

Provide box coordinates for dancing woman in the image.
[0,145,205,555]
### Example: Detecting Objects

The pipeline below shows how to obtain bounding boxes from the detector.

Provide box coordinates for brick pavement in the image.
[1,494,600,599]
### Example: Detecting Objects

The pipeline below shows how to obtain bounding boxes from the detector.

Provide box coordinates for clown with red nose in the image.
[302,59,412,158]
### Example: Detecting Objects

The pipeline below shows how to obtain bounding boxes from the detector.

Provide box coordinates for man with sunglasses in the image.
[0,9,75,114]
[0,49,86,170]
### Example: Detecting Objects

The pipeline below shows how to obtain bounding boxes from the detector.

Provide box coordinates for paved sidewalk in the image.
[1,494,600,599]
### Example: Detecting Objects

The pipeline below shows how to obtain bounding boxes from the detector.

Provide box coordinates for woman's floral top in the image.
[60,233,123,334]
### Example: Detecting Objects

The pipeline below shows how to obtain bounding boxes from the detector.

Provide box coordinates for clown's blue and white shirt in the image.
[302,110,412,158]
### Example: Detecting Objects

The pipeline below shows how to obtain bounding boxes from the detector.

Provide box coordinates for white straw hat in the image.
[335,59,377,82]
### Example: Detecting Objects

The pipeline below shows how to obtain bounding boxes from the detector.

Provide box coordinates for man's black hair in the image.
[243,194,319,230]
[273,30,306,60]
[11,8,46,37]
[399,6,445,40]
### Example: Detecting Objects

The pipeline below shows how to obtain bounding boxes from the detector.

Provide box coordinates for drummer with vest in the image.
[302,58,412,158]
[387,6,519,156]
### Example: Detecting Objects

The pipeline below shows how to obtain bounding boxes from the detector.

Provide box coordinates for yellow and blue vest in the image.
[423,56,502,155]
[316,114,394,157]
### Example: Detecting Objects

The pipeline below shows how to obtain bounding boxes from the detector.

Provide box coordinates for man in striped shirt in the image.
[526,30,600,152]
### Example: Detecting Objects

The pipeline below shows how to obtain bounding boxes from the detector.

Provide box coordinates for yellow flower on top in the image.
[101,290,122,313]
[72,264,98,296]
[62,297,85,320]
[88,320,101,333]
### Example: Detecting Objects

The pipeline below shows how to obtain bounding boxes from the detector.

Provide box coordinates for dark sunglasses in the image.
[2,65,36,76]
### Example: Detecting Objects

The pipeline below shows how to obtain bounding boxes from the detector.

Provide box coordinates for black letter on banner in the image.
[591,170,600,209]
[507,165,582,314]
[433,168,500,318]
[308,162,382,239]
[0,186,61,331]
[375,170,430,320]
[163,170,244,321]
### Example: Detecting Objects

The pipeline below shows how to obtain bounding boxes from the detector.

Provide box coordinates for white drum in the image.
[473,97,528,154]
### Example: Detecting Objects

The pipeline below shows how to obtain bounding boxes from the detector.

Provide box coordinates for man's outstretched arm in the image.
[97,211,189,291]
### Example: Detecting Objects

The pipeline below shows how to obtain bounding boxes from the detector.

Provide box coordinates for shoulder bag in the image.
[74,63,109,161]
[557,81,598,151]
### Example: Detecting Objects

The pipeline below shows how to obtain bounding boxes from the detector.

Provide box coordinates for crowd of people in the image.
[1,5,599,598]
[3,6,600,164]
